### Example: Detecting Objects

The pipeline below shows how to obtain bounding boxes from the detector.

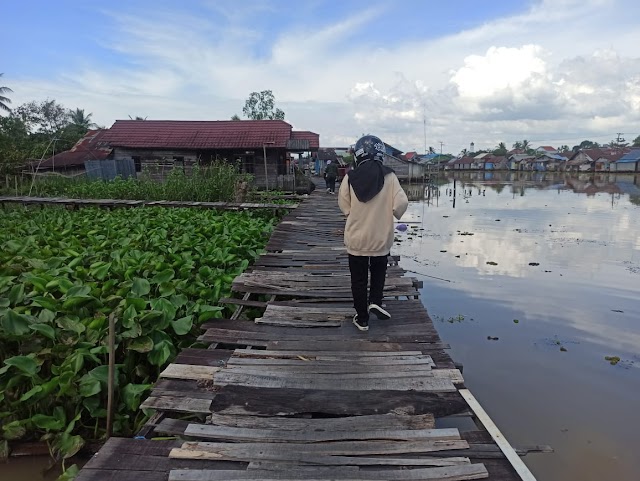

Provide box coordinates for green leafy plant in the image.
[0,206,277,465]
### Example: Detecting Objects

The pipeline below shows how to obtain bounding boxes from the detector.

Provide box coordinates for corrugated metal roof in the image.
[290,130,319,149]
[37,129,112,168]
[617,149,640,163]
[450,156,475,164]
[101,120,297,149]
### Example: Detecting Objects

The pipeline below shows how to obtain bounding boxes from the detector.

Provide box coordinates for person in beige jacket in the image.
[338,135,409,331]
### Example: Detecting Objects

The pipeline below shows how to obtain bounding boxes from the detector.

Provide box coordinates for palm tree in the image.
[522,139,530,151]
[128,115,147,120]
[69,108,97,129]
[428,146,436,154]
[512,141,523,151]
[495,142,507,155]
[0,73,12,113]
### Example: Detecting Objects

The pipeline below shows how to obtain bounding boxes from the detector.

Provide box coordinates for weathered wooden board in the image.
[210,386,469,417]
[141,396,212,413]
[170,439,469,456]
[171,443,471,466]
[160,364,220,381]
[183,424,461,443]
[168,464,489,480]
[212,371,457,392]
[204,413,435,431]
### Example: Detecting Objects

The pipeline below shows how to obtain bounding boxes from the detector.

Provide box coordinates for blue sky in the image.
[3,0,640,152]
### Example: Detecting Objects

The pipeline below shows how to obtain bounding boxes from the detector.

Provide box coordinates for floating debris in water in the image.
[560,347,567,352]
[487,336,499,341]
[486,261,498,265]
[440,250,447,253]
[495,219,501,221]
[605,356,621,365]
[513,319,519,324]
[611,309,624,313]
[459,232,475,236]
[529,262,540,266]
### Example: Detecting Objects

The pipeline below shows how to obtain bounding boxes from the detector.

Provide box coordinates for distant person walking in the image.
[324,160,338,194]
[338,135,408,331]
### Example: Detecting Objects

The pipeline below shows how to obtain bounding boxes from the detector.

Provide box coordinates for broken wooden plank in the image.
[141,396,212,414]
[160,364,220,381]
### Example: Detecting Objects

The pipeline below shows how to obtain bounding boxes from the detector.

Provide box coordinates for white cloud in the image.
[9,0,640,152]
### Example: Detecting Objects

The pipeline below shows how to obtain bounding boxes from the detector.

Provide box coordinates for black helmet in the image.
[354,135,386,164]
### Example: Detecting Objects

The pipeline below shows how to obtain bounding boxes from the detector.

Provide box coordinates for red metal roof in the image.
[101,120,299,149]
[290,130,320,149]
[37,129,112,168]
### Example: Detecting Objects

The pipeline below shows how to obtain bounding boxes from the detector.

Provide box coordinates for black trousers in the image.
[326,175,336,192]
[348,254,388,321]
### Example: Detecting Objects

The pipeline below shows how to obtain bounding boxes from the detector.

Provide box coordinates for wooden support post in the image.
[106,312,116,439]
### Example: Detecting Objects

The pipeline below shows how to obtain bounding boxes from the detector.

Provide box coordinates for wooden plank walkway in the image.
[0,195,295,211]
[75,182,541,481]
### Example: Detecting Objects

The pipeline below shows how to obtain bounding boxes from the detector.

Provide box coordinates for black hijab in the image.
[347,160,394,203]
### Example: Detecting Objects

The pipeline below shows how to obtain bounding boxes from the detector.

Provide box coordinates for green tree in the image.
[0,73,12,113]
[576,140,599,150]
[13,99,69,135]
[69,108,97,129]
[632,135,640,147]
[242,90,285,120]
[494,142,507,156]
[557,145,569,152]
[231,114,241,121]
[0,116,30,174]
[512,141,523,151]
[128,115,147,120]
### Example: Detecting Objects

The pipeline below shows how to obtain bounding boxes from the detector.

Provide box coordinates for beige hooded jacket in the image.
[338,172,409,256]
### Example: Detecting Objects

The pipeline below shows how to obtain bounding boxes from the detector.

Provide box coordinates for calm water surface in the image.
[397,172,640,481]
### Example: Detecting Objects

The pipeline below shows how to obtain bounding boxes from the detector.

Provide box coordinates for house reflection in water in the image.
[400,170,640,205]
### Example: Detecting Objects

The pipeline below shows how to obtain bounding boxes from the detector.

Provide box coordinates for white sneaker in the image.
[353,314,369,331]
[368,303,391,320]
[326,188,331,193]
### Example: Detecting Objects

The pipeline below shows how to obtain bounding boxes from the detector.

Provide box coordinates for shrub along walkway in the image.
[75,181,542,481]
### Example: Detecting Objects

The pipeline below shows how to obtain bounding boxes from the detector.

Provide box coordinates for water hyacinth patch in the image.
[0,206,277,460]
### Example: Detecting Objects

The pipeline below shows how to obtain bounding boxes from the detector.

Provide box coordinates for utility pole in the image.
[438,141,444,172]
